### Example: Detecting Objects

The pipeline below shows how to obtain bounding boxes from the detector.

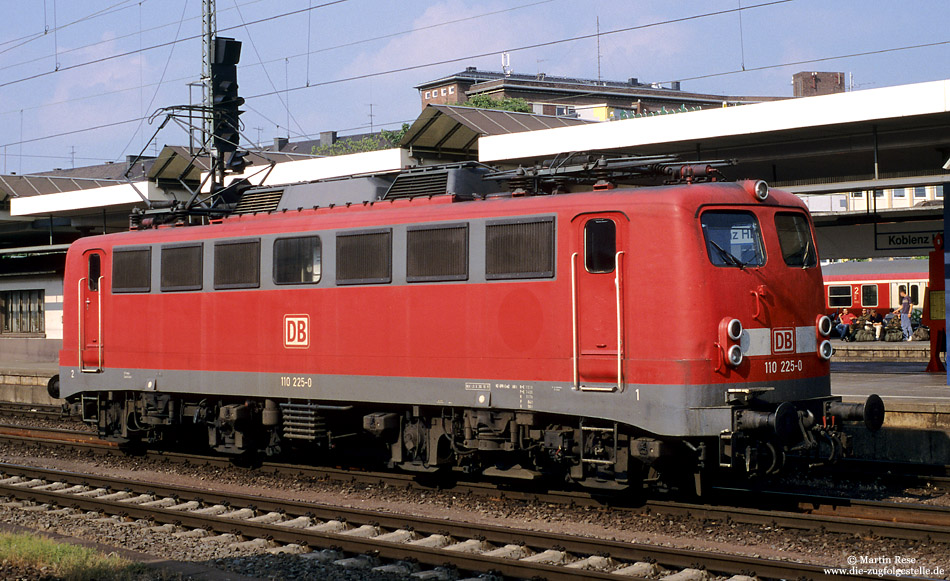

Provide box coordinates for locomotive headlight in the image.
[727,318,743,341]
[818,339,833,360]
[753,180,770,201]
[727,344,743,367]
[816,315,832,337]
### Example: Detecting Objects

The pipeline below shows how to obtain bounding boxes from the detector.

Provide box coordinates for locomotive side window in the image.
[161,243,203,292]
[87,253,101,291]
[273,236,321,285]
[112,248,151,293]
[584,218,616,273]
[407,223,468,282]
[861,284,878,307]
[700,211,765,268]
[485,217,555,279]
[828,285,852,308]
[336,229,392,285]
[214,239,261,289]
[775,213,817,268]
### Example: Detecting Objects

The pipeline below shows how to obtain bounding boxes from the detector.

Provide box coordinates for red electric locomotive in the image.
[53,161,883,491]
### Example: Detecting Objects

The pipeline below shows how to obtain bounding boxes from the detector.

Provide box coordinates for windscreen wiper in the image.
[708,239,747,270]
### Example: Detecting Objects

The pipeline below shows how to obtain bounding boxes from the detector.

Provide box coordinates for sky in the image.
[0,0,948,176]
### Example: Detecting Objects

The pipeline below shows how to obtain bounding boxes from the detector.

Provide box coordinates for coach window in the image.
[112,248,151,293]
[774,213,817,268]
[274,236,322,284]
[336,229,392,285]
[585,218,616,273]
[407,224,468,282]
[88,254,101,291]
[485,217,555,279]
[214,239,261,289]
[861,284,878,307]
[828,285,852,308]
[161,243,203,292]
[700,211,765,268]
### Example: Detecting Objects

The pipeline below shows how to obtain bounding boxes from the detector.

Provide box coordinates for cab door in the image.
[79,250,105,372]
[572,213,627,391]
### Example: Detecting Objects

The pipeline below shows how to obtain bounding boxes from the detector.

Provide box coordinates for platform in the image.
[829,336,933,363]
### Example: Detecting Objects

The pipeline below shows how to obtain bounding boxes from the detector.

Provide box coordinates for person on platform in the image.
[835,308,856,340]
[848,309,873,342]
[899,289,913,340]
[869,309,884,340]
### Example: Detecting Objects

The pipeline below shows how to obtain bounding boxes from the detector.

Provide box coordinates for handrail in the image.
[78,277,86,370]
[615,251,625,392]
[571,252,579,391]
[97,275,103,371]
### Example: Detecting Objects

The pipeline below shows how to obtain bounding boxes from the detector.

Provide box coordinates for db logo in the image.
[284,315,310,348]
[772,328,795,354]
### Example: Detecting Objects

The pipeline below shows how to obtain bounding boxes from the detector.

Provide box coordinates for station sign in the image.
[874,223,942,251]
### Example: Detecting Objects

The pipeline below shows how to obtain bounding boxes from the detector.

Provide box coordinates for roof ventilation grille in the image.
[234,188,284,214]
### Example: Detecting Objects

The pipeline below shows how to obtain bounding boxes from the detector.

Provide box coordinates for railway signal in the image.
[211,37,244,170]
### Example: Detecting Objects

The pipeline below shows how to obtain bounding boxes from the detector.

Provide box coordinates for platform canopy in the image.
[400,104,591,160]
[478,79,950,195]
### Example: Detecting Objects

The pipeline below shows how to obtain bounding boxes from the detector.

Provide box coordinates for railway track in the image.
[0,461,916,581]
[2,426,948,552]
[0,402,68,421]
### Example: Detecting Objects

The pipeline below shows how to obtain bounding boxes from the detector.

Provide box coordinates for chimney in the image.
[628,77,639,86]
[320,131,337,146]
[273,137,289,151]
[670,81,681,91]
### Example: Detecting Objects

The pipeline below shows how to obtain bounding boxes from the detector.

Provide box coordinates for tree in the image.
[462,94,532,113]
[311,123,411,156]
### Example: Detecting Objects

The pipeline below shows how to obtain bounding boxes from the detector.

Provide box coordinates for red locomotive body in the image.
[56,173,882,489]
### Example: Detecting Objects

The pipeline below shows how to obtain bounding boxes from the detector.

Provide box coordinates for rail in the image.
[0,461,912,581]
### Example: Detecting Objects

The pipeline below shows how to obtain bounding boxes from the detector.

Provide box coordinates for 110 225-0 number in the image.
[280,376,313,388]
[764,359,803,374]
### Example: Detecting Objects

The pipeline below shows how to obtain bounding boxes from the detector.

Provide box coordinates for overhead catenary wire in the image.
[2,1,948,155]
[0,0,141,55]
[0,0,555,108]
[0,0,351,91]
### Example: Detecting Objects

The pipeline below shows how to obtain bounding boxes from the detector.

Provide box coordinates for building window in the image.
[914,186,927,198]
[161,243,203,292]
[112,247,151,293]
[874,189,884,198]
[274,236,322,285]
[448,87,455,95]
[336,229,392,285]
[424,91,430,99]
[441,88,447,96]
[1,290,44,335]
[892,188,906,198]
[937,185,944,198]
[851,192,863,198]
[486,217,555,279]
[407,224,468,282]
[214,239,261,289]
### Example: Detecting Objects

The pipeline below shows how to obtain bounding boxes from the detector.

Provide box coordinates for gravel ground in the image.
[0,428,948,580]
